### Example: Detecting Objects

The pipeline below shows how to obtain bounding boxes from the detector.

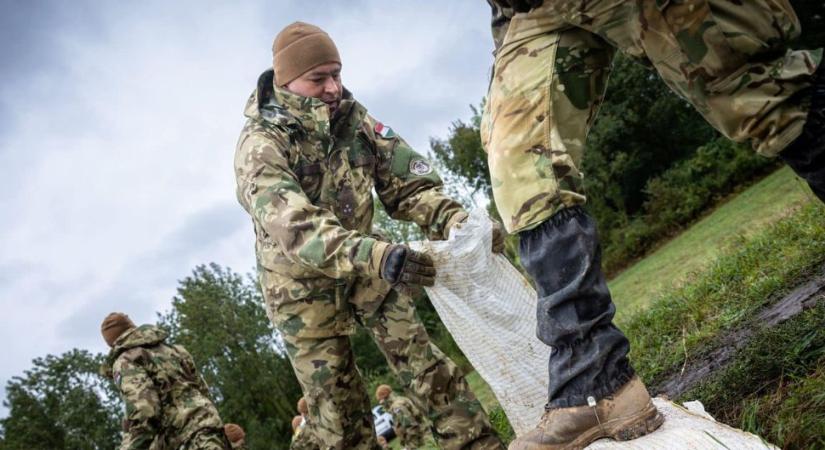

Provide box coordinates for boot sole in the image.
[568,400,664,449]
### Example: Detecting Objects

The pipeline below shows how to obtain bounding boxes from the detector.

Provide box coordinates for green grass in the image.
[466,370,500,413]
[685,302,825,449]
[618,202,825,449]
[609,167,816,319]
[621,203,825,383]
[739,364,825,449]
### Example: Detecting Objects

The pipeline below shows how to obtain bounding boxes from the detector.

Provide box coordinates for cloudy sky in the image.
[0,0,495,414]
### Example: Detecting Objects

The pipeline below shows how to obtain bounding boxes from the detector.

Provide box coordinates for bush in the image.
[488,407,516,445]
[599,138,777,274]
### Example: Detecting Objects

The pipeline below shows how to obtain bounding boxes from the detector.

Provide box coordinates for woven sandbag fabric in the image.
[413,209,550,434]
[413,210,778,448]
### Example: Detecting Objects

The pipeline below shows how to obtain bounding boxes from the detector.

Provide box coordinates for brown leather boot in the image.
[508,376,663,450]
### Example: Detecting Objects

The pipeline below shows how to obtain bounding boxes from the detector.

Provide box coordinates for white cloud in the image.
[0,0,495,415]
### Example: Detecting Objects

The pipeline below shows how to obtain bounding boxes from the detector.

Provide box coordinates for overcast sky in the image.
[0,0,495,415]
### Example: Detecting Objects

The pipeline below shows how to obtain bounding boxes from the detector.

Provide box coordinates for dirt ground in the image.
[654,268,825,398]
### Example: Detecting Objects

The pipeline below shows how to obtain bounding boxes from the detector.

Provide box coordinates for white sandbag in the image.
[588,398,776,449]
[412,209,548,435]
[414,210,777,448]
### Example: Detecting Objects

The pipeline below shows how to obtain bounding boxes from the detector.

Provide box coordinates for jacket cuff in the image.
[354,238,392,279]
[445,211,470,239]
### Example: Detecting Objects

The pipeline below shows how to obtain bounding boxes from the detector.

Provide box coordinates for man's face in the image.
[283,62,343,116]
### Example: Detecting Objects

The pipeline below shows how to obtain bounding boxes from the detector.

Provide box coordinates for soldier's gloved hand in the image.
[492,221,506,254]
[380,245,436,293]
[490,0,543,13]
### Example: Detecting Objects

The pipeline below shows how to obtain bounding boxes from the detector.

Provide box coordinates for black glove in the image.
[490,0,543,13]
[380,245,436,290]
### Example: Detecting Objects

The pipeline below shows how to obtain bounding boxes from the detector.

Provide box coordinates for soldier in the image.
[224,424,247,450]
[291,398,320,450]
[376,385,428,450]
[291,414,319,450]
[481,1,824,449]
[234,21,505,450]
[100,313,227,450]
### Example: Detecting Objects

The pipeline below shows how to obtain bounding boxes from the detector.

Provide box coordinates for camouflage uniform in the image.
[380,393,428,449]
[102,325,226,450]
[291,422,321,450]
[482,0,823,233]
[234,69,502,450]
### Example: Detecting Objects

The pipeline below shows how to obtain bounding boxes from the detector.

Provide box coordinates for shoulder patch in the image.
[114,370,122,386]
[374,122,395,139]
[409,159,433,176]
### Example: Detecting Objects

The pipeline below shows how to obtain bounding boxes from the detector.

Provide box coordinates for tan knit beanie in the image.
[272,22,341,85]
[297,397,308,415]
[101,312,135,347]
[224,423,246,444]
[375,384,392,401]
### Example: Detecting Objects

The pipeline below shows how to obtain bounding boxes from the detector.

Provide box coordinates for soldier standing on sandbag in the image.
[100,313,229,450]
[376,384,428,450]
[481,1,824,448]
[234,21,505,450]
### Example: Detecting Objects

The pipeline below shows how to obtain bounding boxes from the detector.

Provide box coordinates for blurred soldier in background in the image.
[101,313,227,450]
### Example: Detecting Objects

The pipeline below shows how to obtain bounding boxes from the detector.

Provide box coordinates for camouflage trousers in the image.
[481,0,822,233]
[270,280,503,450]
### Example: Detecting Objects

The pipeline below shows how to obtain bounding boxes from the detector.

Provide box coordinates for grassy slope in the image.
[609,167,816,319]
[620,202,825,449]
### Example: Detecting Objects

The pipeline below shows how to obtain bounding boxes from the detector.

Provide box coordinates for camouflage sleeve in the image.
[394,398,425,446]
[365,114,468,241]
[235,130,389,279]
[113,354,160,450]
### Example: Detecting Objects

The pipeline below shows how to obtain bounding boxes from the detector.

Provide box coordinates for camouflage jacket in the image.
[234,70,467,323]
[381,394,426,447]
[104,325,224,450]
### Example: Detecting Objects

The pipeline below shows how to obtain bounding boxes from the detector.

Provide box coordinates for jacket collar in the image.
[244,69,366,141]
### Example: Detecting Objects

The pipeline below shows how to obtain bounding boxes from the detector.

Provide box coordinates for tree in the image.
[158,264,302,450]
[0,349,121,450]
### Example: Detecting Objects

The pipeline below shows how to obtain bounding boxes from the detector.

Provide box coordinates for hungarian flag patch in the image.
[374,122,394,139]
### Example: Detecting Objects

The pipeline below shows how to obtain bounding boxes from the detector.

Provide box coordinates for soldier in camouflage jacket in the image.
[101,313,228,450]
[234,22,503,450]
